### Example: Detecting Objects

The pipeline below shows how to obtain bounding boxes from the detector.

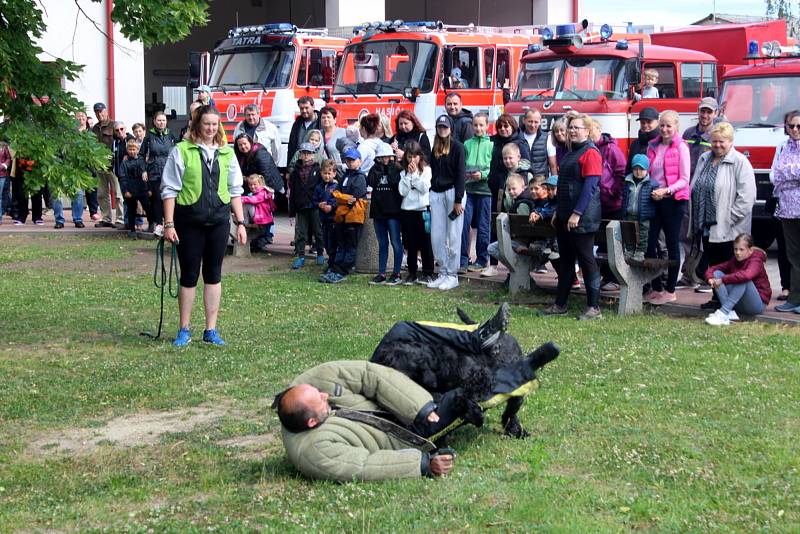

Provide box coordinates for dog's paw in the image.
[503,417,530,439]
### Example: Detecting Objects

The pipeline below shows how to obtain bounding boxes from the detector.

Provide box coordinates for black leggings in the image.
[175,219,229,288]
[400,209,434,277]
[555,221,600,308]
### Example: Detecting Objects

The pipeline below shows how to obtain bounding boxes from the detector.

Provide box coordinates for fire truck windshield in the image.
[721,76,800,128]
[515,57,628,101]
[208,47,296,89]
[334,40,438,95]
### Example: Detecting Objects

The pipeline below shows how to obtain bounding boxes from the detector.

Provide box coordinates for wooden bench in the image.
[495,213,674,314]
[229,222,266,257]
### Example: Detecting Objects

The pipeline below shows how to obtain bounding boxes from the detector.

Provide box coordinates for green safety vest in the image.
[175,141,233,207]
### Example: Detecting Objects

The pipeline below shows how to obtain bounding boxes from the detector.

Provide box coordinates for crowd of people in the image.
[2,92,799,327]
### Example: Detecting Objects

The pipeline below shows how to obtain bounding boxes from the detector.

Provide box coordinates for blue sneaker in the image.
[316,255,326,265]
[202,329,226,345]
[292,257,305,269]
[328,272,347,284]
[319,271,334,283]
[775,301,800,313]
[173,327,192,347]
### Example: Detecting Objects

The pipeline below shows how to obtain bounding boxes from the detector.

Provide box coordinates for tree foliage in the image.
[0,0,209,197]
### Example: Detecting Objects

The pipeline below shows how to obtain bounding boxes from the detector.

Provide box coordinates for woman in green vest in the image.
[161,105,247,346]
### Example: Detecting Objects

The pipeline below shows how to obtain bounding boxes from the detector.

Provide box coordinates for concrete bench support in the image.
[495,213,533,293]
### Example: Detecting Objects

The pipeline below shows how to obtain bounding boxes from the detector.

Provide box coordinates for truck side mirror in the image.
[502,88,511,105]
[625,60,641,87]
[403,87,420,102]
[321,89,331,103]
[188,51,203,89]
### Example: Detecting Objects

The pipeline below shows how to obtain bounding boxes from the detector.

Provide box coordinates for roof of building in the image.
[691,13,774,26]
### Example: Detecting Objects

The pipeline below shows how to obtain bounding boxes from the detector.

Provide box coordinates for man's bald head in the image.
[276,384,330,432]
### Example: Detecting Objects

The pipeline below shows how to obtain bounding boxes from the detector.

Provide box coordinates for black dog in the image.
[370,308,559,439]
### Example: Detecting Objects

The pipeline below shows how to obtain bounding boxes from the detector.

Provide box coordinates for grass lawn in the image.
[0,232,798,533]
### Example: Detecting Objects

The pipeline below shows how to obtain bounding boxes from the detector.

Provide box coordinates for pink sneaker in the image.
[644,290,660,303]
[649,291,677,306]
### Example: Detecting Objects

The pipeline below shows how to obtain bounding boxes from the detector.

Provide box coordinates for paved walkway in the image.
[3,210,797,326]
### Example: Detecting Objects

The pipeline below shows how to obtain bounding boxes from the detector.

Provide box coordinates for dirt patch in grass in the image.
[30,402,245,456]
[216,432,281,460]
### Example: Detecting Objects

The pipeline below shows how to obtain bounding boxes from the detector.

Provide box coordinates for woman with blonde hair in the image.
[161,105,247,346]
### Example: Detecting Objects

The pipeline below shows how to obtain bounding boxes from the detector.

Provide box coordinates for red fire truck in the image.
[506,23,718,153]
[326,20,540,133]
[196,23,347,166]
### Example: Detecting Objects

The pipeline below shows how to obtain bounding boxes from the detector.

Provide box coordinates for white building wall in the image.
[36,0,145,127]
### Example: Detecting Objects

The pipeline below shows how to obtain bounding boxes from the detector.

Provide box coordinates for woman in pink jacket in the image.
[645,110,691,305]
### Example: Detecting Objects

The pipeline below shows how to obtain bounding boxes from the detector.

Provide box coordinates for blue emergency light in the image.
[541,27,553,40]
[615,39,629,50]
[747,40,760,58]
[600,24,613,41]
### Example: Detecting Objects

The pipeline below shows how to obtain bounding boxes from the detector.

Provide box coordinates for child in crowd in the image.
[289,129,325,170]
[487,173,536,265]
[398,140,435,285]
[527,175,556,223]
[622,154,657,262]
[367,142,403,285]
[462,112,494,272]
[241,174,276,251]
[638,69,660,100]
[288,142,325,268]
[117,139,152,237]
[321,148,368,283]
[131,123,146,148]
[704,233,771,326]
[312,159,340,269]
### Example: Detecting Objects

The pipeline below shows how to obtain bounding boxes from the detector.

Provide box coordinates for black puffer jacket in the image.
[392,130,432,161]
[524,128,549,177]
[236,143,285,192]
[141,128,177,182]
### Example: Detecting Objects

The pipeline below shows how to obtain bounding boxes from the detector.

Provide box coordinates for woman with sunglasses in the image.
[689,121,756,310]
[771,110,800,313]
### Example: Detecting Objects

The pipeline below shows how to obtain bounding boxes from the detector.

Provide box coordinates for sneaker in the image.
[777,289,789,301]
[727,310,740,322]
[202,329,226,345]
[775,301,800,313]
[578,306,603,321]
[402,274,417,285]
[90,213,102,221]
[695,284,713,293]
[54,222,64,229]
[74,221,85,228]
[291,257,305,270]
[319,272,335,283]
[480,265,499,277]
[328,272,347,284]
[474,303,510,348]
[600,281,620,292]
[95,221,114,228]
[173,327,192,347]
[534,266,548,274]
[631,251,645,263]
[705,309,731,326]
[571,278,581,290]
[438,275,460,291]
[385,273,403,286]
[649,291,677,306]
[369,274,386,285]
[458,265,468,275]
[427,274,447,289]
[316,255,326,265]
[541,303,568,316]
[154,224,164,237]
[645,290,663,303]
[700,299,720,310]
[467,263,486,272]
[416,274,435,285]
[12,220,23,225]
[34,219,44,225]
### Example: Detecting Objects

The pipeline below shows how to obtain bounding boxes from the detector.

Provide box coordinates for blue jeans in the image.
[374,217,403,275]
[460,193,491,268]
[713,270,766,315]
[52,190,85,224]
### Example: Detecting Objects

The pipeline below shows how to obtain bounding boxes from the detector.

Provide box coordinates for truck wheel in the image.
[752,219,776,250]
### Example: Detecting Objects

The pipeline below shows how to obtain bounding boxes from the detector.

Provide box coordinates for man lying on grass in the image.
[273,305,559,482]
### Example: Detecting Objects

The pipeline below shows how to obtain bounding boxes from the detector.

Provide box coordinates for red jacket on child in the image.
[705,248,772,304]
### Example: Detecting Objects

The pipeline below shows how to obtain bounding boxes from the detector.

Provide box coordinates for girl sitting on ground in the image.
[241,174,276,249]
[704,233,772,326]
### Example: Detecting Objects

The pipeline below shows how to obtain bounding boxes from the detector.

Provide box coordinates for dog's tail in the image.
[456,307,478,325]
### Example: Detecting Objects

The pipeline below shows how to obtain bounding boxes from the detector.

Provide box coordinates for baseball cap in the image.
[198,85,212,93]
[375,142,394,157]
[631,154,650,171]
[637,107,659,122]
[545,175,558,187]
[93,102,107,113]
[342,147,361,160]
[298,142,315,153]
[699,97,719,112]
[435,115,451,128]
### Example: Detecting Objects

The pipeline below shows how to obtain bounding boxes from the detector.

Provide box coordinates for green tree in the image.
[0,0,209,197]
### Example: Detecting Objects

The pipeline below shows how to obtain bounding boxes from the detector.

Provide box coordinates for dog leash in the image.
[140,238,179,340]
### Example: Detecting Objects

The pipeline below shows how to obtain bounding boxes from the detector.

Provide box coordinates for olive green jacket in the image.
[281,361,434,482]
